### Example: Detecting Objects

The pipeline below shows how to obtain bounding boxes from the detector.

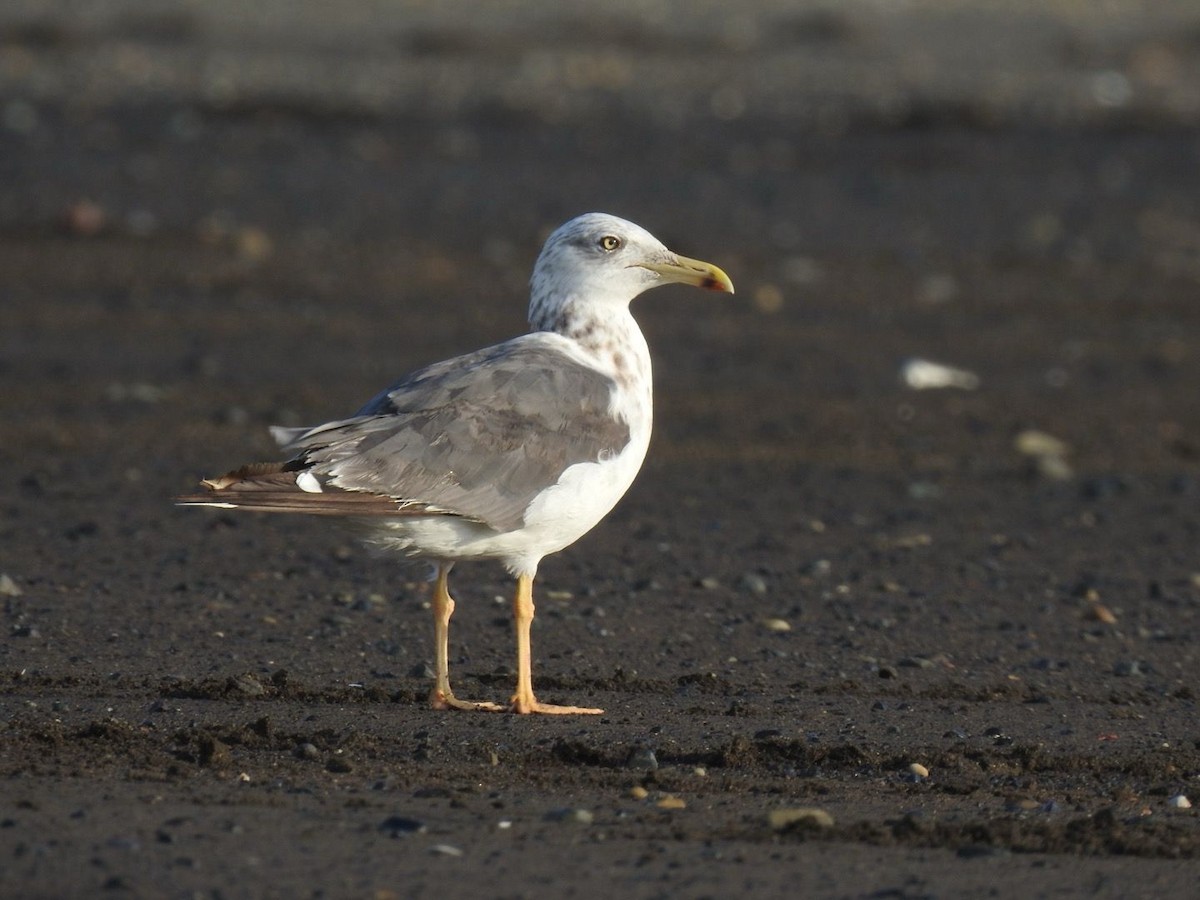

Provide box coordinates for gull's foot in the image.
[510,695,604,715]
[429,689,505,712]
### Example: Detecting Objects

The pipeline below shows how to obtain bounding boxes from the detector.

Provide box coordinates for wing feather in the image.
[184,335,632,533]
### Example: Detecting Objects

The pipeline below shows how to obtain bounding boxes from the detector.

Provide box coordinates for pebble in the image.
[1113,660,1147,677]
[901,358,980,390]
[63,199,107,236]
[431,844,463,857]
[545,808,594,825]
[805,559,832,577]
[1014,430,1073,479]
[752,283,784,314]
[1168,794,1191,809]
[1085,602,1118,624]
[767,807,835,831]
[294,742,320,760]
[235,225,273,261]
[232,674,266,696]
[909,763,929,778]
[630,786,649,800]
[763,618,791,633]
[1015,429,1068,457]
[378,816,426,836]
[739,572,769,595]
[0,574,22,597]
[626,746,659,771]
[656,795,686,810]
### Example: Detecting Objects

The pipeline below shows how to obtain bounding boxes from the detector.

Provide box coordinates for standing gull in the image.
[179,213,734,714]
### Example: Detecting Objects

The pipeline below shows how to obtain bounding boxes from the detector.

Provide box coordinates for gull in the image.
[179,213,734,714]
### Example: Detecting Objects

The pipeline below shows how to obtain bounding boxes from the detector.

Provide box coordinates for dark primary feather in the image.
[257,334,631,532]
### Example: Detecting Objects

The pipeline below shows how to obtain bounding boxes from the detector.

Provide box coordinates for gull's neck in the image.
[529,294,653,403]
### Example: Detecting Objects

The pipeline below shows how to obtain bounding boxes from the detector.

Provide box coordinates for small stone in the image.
[0,574,22,597]
[431,844,463,856]
[379,816,426,836]
[753,283,784,314]
[630,786,649,800]
[1086,602,1118,624]
[805,559,832,577]
[231,674,266,696]
[236,225,273,261]
[762,618,791,633]
[909,763,929,778]
[626,746,658,770]
[902,358,979,390]
[545,808,593,825]
[1113,660,1147,677]
[1036,454,1075,480]
[326,756,353,774]
[739,573,769,595]
[1168,794,1192,809]
[767,807,835,831]
[1016,430,1068,456]
[698,576,720,590]
[64,199,107,236]
[656,795,686,810]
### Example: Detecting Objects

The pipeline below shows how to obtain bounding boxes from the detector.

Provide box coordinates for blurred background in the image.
[3,0,1199,478]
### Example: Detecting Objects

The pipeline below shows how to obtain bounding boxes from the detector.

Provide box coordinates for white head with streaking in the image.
[528,213,733,334]
[179,212,733,716]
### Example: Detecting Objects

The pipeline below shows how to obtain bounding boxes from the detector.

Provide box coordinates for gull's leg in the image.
[510,572,603,715]
[428,564,502,711]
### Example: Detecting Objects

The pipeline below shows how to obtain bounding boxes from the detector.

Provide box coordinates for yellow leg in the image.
[510,572,603,715]
[428,564,502,712]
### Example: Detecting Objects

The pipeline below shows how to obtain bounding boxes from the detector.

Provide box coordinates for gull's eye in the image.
[598,234,622,253]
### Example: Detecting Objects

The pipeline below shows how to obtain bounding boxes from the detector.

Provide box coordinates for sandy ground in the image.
[2,2,1199,897]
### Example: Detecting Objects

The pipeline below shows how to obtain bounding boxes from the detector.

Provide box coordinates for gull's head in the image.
[529,213,733,330]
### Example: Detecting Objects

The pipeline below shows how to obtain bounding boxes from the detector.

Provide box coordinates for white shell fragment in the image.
[1168,794,1192,809]
[901,358,980,390]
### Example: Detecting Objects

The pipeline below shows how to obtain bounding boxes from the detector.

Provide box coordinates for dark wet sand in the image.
[2,4,1199,897]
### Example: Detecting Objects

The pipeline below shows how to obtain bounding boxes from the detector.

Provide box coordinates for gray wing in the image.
[273,334,631,532]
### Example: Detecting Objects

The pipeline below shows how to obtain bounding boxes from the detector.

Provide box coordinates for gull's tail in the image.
[176,461,438,517]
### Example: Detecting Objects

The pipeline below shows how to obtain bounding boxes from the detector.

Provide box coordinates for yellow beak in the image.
[640,254,735,294]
